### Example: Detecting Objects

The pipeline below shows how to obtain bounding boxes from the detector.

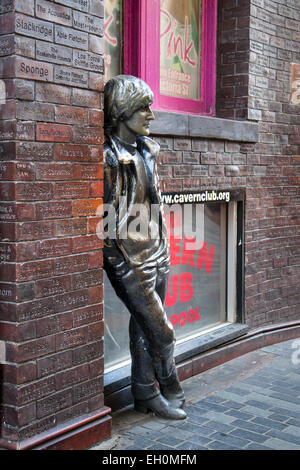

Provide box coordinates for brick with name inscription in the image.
[55,105,88,125]
[54,65,88,88]
[54,143,89,161]
[71,234,103,253]
[16,220,55,241]
[15,35,35,59]
[37,389,72,418]
[54,289,89,313]
[72,269,103,290]
[56,326,89,351]
[72,88,100,108]
[37,123,72,142]
[36,200,72,220]
[72,198,102,217]
[73,10,104,35]
[55,24,88,50]
[16,259,53,282]
[7,336,56,363]
[37,350,72,378]
[55,363,89,390]
[36,0,72,26]
[17,101,55,122]
[15,79,35,100]
[54,182,89,199]
[73,126,103,144]
[53,253,89,276]
[36,82,71,105]
[38,237,72,259]
[16,121,35,141]
[73,50,104,72]
[35,276,72,300]
[16,141,54,161]
[15,14,54,41]
[36,162,73,180]
[73,163,103,180]
[73,377,102,404]
[71,340,103,366]
[15,57,53,82]
[16,182,53,201]
[36,40,73,66]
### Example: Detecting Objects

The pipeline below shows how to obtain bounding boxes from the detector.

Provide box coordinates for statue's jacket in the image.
[103,134,169,267]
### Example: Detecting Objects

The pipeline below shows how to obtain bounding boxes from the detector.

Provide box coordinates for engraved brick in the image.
[7,336,56,363]
[73,126,103,144]
[73,163,103,180]
[73,50,104,72]
[0,120,15,141]
[15,14,54,41]
[15,57,53,82]
[16,259,53,282]
[0,35,15,57]
[55,364,89,390]
[36,123,72,142]
[73,10,103,35]
[37,389,72,418]
[36,82,71,105]
[36,0,72,26]
[36,162,73,180]
[89,71,104,91]
[72,269,103,290]
[54,182,89,199]
[71,234,103,253]
[54,253,89,275]
[15,35,35,59]
[73,377,102,404]
[54,289,89,313]
[36,201,72,220]
[15,79,35,100]
[16,182,53,201]
[72,304,102,327]
[38,238,72,259]
[16,121,35,141]
[36,311,73,337]
[55,24,88,50]
[16,141,54,161]
[15,0,35,15]
[54,65,88,88]
[16,220,55,241]
[55,105,88,125]
[54,143,88,161]
[19,415,58,441]
[72,198,102,217]
[56,326,89,351]
[3,403,36,427]
[37,350,72,378]
[17,101,55,122]
[89,108,103,126]
[72,88,100,108]
[36,40,73,66]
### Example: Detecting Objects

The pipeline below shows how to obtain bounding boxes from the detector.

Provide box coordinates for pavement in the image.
[90,338,300,451]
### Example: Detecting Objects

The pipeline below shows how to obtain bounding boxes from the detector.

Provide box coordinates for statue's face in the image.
[123,104,154,137]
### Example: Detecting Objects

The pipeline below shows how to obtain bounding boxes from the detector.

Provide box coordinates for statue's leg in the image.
[105,256,186,419]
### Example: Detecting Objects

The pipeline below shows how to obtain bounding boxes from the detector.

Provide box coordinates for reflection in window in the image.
[160,0,202,100]
[104,0,123,82]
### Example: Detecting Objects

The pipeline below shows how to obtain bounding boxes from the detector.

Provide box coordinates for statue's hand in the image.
[118,154,134,165]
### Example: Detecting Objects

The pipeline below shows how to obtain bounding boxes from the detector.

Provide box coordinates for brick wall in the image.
[0,0,109,449]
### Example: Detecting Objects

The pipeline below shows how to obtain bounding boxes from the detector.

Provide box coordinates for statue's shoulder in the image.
[137,136,160,157]
[104,140,119,168]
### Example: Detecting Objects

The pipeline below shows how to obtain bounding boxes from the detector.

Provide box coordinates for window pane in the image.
[160,0,202,100]
[104,201,227,371]
[104,0,123,82]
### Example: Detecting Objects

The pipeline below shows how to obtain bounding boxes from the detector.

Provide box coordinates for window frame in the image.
[123,0,218,116]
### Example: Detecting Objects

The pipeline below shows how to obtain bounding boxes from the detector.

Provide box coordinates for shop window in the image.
[104,195,242,372]
[104,0,217,115]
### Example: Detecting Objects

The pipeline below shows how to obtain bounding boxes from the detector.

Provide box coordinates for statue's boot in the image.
[159,366,185,409]
[134,391,186,420]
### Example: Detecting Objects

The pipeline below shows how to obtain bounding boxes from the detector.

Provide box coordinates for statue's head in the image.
[104,75,154,135]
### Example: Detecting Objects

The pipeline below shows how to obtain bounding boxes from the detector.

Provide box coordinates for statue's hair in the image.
[104,75,154,133]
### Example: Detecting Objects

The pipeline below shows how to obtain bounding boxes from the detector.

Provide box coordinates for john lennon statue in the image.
[103,75,186,420]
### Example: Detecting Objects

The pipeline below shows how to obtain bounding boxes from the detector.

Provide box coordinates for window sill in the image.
[104,322,249,396]
[150,110,259,142]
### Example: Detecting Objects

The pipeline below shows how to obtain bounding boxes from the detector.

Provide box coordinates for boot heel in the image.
[134,401,149,414]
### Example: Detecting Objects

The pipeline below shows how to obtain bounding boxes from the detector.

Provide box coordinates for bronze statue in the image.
[103,75,186,420]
